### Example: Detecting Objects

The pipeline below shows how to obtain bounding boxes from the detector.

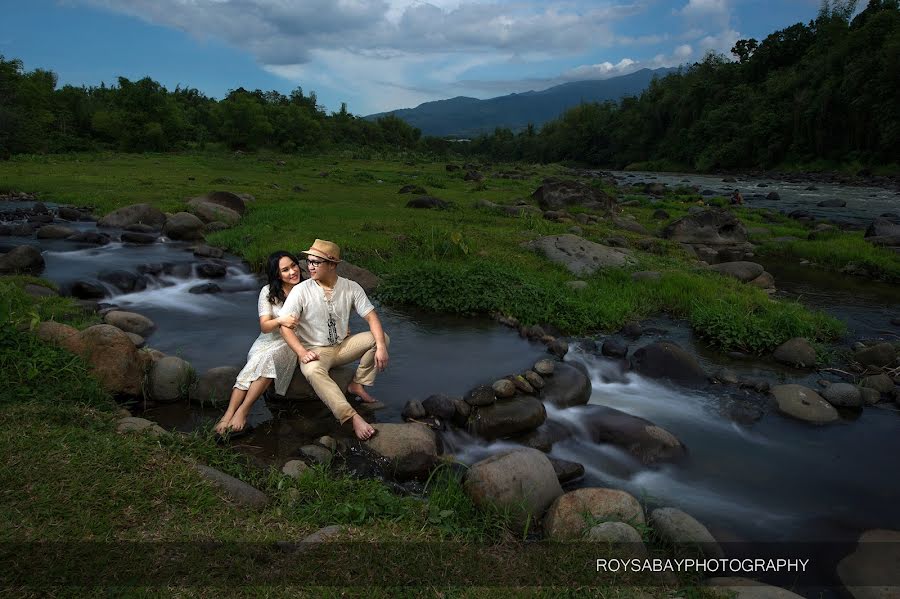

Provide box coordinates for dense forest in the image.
[1,0,897,172]
[465,0,900,170]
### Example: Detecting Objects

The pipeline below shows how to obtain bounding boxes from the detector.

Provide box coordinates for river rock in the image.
[865,216,900,239]
[650,507,724,558]
[193,464,268,509]
[531,179,617,212]
[611,215,649,235]
[115,416,166,437]
[67,231,110,245]
[705,578,807,599]
[57,206,85,221]
[772,337,817,368]
[70,325,146,396]
[401,400,426,420]
[98,270,147,293]
[187,199,241,226]
[300,444,332,466]
[510,375,534,394]
[587,522,646,556]
[196,263,227,278]
[544,488,645,540]
[121,231,158,244]
[193,244,225,259]
[708,261,764,283]
[163,212,205,241]
[464,448,563,532]
[547,338,569,358]
[98,203,166,230]
[817,199,846,208]
[822,383,863,408]
[524,371,545,390]
[860,374,894,394]
[103,310,155,336]
[190,366,239,406]
[282,460,310,478]
[748,271,775,290]
[771,384,839,423]
[630,341,707,387]
[837,529,900,598]
[660,209,748,245]
[853,343,897,368]
[36,224,76,239]
[464,385,496,407]
[35,321,80,348]
[278,364,355,401]
[492,379,516,398]
[533,359,555,376]
[406,195,449,209]
[0,245,45,274]
[579,404,686,464]
[540,361,591,407]
[548,457,585,484]
[149,356,194,403]
[68,280,106,299]
[202,191,247,215]
[859,387,881,405]
[524,234,635,276]
[188,283,221,294]
[422,394,458,420]
[366,422,437,480]
[468,396,546,440]
[601,339,628,358]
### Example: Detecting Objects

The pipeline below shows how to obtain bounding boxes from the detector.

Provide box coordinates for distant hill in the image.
[365,67,676,138]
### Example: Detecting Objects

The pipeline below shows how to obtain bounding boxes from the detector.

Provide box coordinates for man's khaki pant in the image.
[299,332,390,424]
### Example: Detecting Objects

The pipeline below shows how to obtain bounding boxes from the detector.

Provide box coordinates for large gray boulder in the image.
[36,224,76,239]
[103,310,155,337]
[705,578,808,599]
[0,245,44,274]
[822,383,863,408]
[468,396,546,440]
[865,216,900,239]
[97,203,166,230]
[187,199,241,226]
[649,507,723,558]
[540,361,591,407]
[771,384,839,423]
[630,341,707,387]
[58,324,146,397]
[163,212,205,241]
[365,422,437,480]
[578,405,686,465]
[837,529,900,599]
[660,209,748,245]
[860,374,894,394]
[531,179,617,213]
[190,366,240,406]
[708,261,764,283]
[149,356,194,403]
[773,337,817,368]
[203,191,247,215]
[853,343,897,368]
[335,261,382,293]
[464,448,563,533]
[524,234,636,276]
[543,488,645,540]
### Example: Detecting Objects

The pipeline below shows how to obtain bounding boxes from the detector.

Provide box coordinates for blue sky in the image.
[1,0,831,115]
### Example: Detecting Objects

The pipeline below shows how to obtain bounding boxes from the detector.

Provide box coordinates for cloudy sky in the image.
[2,0,826,115]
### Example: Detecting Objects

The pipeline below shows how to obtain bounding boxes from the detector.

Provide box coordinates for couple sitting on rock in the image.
[215,239,389,441]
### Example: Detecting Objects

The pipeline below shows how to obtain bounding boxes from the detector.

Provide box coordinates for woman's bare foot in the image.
[228,408,249,432]
[214,416,232,434]
[350,414,376,441]
[348,382,377,403]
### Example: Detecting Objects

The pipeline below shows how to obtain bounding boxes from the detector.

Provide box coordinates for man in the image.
[280,239,389,441]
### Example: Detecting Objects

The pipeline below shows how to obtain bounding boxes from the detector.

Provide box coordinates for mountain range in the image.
[365,67,676,138]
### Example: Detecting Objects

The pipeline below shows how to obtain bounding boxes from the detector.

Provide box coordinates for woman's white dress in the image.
[233,285,297,395]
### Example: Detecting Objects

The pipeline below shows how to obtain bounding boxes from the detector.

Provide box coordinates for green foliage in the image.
[758,234,900,282]
[423,463,513,541]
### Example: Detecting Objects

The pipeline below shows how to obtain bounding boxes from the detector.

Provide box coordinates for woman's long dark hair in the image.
[265,250,302,305]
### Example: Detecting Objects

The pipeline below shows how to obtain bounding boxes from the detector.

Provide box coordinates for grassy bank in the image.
[0,150,869,354]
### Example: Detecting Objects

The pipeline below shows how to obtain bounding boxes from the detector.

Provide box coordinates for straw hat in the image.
[301,239,342,263]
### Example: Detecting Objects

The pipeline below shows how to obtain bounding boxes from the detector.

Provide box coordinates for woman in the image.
[215,251,302,434]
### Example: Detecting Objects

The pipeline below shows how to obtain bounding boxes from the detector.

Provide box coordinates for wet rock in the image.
[68,280,107,299]
[821,383,863,408]
[579,405,686,465]
[187,199,241,226]
[708,261,764,283]
[524,371,545,390]
[772,337,817,368]
[464,448,563,533]
[650,507,724,558]
[190,366,240,406]
[464,385,496,407]
[401,400,426,420]
[492,379,516,398]
[510,374,535,394]
[548,457,584,484]
[468,396,546,439]
[103,310,155,336]
[68,325,146,396]
[196,263,227,278]
[547,338,569,358]
[544,488,645,540]
[859,387,881,405]
[282,460,310,478]
[300,444,332,466]
[714,368,739,385]
[540,361,591,408]
[865,216,900,239]
[278,364,355,401]
[422,394,458,419]
[406,196,449,209]
[163,212,205,241]
[524,234,636,276]
[57,206,85,221]
[121,231,158,244]
[860,374,894,394]
[601,339,628,358]
[98,270,147,293]
[837,529,900,598]
[149,356,194,403]
[98,203,166,230]
[453,399,471,425]
[188,283,221,294]
[67,231,110,245]
[630,341,707,387]
[771,384,839,424]
[531,179,617,212]
[533,359,555,376]
[366,422,437,480]
[705,578,806,598]
[125,223,158,234]
[36,224,76,239]
[853,343,897,368]
[193,464,268,509]
[620,322,643,339]
[0,245,45,274]
[193,244,225,259]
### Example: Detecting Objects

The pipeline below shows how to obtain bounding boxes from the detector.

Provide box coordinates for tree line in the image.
[463,0,900,171]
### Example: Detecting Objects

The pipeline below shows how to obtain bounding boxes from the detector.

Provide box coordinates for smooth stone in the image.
[366,423,437,480]
[548,457,585,484]
[401,400,427,420]
[630,341,707,387]
[300,444,332,466]
[772,337,817,368]
[36,224,76,239]
[468,396,546,440]
[860,374,894,394]
[121,232,158,244]
[103,310,155,337]
[650,507,724,559]
[539,361,591,407]
[148,356,194,403]
[771,384,839,423]
[193,464,268,509]
[492,379,516,398]
[282,460,310,478]
[544,488,645,540]
[587,522,646,557]
[853,343,897,368]
[190,366,240,406]
[125,332,145,348]
[464,385,496,407]
[116,416,166,437]
[822,383,863,408]
[533,359,555,376]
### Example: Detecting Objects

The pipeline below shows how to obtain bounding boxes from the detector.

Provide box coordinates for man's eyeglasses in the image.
[306,259,328,268]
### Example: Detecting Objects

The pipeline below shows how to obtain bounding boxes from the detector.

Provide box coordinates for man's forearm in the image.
[365,311,387,346]
[281,325,307,356]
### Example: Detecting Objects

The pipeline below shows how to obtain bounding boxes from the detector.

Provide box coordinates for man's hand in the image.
[375,345,389,371]
[299,349,320,364]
